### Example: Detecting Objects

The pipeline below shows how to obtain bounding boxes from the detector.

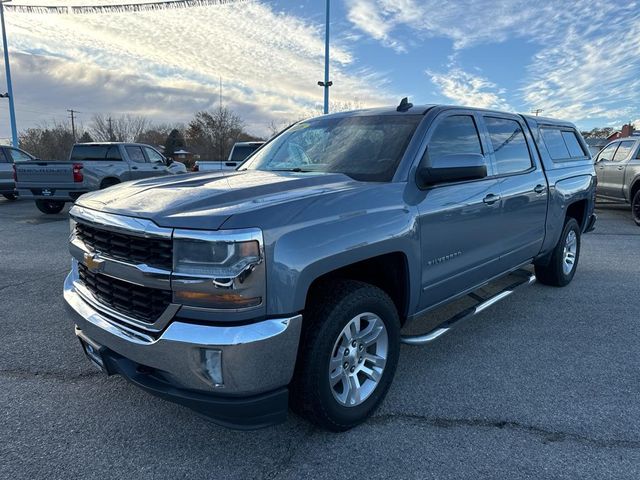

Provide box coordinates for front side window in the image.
[244,115,421,182]
[144,147,164,163]
[596,143,618,162]
[485,117,532,175]
[0,149,8,163]
[427,115,483,162]
[612,141,634,162]
[126,146,146,163]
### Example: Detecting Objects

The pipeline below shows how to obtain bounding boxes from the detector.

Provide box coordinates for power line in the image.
[531,109,543,117]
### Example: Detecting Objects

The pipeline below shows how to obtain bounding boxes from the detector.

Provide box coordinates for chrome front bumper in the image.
[63,271,303,396]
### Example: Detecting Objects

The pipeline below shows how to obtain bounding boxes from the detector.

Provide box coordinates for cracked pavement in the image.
[1,199,639,479]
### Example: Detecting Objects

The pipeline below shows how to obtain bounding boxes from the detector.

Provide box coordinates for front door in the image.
[143,146,171,177]
[125,145,156,180]
[604,140,635,198]
[416,111,504,311]
[480,114,548,267]
[595,142,620,199]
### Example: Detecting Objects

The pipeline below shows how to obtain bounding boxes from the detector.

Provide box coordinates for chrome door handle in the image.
[483,194,501,205]
[534,184,545,194]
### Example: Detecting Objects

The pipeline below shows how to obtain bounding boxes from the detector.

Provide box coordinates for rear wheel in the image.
[632,189,640,226]
[535,217,581,286]
[290,280,400,431]
[35,199,65,214]
[2,193,17,201]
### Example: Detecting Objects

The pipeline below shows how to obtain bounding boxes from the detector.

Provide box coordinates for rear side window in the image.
[561,131,586,157]
[8,148,33,163]
[126,146,146,163]
[612,141,634,162]
[230,145,260,162]
[485,117,532,175]
[428,115,483,161]
[541,128,587,160]
[71,145,122,161]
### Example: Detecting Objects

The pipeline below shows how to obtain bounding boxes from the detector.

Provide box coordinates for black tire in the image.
[100,178,120,189]
[632,189,640,227]
[35,199,65,214]
[535,217,581,287]
[290,279,401,431]
[2,193,17,201]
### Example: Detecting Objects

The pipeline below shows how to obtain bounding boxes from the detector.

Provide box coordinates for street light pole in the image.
[317,0,331,114]
[0,0,18,147]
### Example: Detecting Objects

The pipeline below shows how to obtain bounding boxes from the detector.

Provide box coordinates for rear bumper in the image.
[64,271,303,429]
[17,185,88,201]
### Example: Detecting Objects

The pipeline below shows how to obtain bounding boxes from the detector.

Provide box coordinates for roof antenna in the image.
[397,97,413,112]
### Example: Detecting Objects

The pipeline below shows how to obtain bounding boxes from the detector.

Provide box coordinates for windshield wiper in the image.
[269,168,312,173]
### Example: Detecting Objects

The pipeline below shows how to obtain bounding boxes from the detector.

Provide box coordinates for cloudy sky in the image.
[1,0,639,141]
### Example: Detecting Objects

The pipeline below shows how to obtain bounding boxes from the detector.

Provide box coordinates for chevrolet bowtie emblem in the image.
[84,252,105,273]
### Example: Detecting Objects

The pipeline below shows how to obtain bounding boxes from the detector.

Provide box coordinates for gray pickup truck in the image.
[63,103,596,431]
[15,142,182,214]
[594,136,640,225]
[0,145,36,200]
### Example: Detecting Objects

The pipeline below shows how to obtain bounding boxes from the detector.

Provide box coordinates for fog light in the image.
[202,349,223,386]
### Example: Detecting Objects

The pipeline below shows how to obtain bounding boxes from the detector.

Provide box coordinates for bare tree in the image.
[19,122,75,160]
[185,108,246,160]
[90,114,150,142]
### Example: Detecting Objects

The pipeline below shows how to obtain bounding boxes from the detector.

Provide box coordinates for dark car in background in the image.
[0,145,36,201]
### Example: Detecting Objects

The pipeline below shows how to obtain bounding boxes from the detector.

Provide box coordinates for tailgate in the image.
[15,162,73,184]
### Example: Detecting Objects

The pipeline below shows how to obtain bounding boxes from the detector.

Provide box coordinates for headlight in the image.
[173,239,260,277]
[172,229,265,310]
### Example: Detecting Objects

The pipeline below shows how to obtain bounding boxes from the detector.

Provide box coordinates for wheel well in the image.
[566,200,587,229]
[100,177,120,189]
[631,180,640,202]
[305,252,410,324]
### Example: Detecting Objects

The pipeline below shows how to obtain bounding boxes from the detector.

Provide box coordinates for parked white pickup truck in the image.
[194,141,264,172]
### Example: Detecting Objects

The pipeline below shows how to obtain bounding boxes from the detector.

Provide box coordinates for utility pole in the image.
[108,116,114,141]
[67,109,77,142]
[0,0,18,147]
[317,0,332,114]
[531,108,543,117]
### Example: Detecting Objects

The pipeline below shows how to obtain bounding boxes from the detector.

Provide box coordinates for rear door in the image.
[480,114,548,268]
[416,110,505,310]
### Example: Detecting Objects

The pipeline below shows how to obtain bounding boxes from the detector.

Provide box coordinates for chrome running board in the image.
[401,270,536,346]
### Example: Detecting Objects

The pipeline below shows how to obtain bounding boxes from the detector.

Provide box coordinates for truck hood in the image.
[76,170,363,230]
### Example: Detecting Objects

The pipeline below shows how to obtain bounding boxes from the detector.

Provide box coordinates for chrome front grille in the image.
[75,222,173,270]
[78,263,171,324]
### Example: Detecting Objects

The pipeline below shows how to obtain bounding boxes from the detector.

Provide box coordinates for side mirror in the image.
[416,152,487,189]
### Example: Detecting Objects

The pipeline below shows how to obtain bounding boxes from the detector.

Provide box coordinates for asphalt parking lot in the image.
[1,198,639,479]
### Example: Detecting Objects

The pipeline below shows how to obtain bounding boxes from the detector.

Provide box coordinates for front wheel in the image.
[290,280,400,431]
[535,217,581,286]
[632,189,640,227]
[35,199,65,214]
[2,193,17,201]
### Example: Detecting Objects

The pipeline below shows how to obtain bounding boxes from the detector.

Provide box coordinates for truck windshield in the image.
[70,145,122,161]
[243,115,421,182]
